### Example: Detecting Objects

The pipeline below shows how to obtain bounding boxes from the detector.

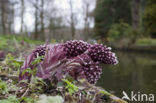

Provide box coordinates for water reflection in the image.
[97,51,156,99]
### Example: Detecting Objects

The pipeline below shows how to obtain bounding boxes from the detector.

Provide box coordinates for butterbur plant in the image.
[19,40,118,84]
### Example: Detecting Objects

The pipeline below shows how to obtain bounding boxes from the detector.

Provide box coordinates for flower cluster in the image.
[33,45,46,58]
[74,54,102,84]
[63,40,90,58]
[88,44,118,65]
[20,40,118,84]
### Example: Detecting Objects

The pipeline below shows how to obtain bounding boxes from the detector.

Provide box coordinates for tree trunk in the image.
[131,0,140,30]
[0,0,7,34]
[69,0,75,39]
[83,2,90,40]
[9,2,15,34]
[40,0,45,41]
[20,0,24,33]
[34,0,39,40]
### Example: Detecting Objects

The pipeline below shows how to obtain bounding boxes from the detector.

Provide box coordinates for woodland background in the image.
[0,0,155,48]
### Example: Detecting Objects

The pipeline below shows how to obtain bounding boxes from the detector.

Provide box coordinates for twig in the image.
[21,88,30,97]
[20,75,34,97]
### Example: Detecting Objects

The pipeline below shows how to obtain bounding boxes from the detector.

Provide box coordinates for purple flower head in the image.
[70,54,102,84]
[33,45,46,58]
[88,44,118,65]
[63,40,90,58]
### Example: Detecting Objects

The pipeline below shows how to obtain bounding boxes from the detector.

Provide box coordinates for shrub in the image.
[143,1,156,38]
[108,21,134,41]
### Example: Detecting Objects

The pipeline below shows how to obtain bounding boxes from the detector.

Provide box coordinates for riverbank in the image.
[114,45,156,53]
[110,38,156,53]
[0,35,127,103]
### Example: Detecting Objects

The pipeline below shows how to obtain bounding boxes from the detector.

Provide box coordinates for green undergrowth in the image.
[0,53,123,103]
[0,34,43,52]
[0,34,43,45]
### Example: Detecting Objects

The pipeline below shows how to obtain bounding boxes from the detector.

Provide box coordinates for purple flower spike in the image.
[88,44,118,65]
[33,45,46,57]
[63,40,90,58]
[71,54,102,84]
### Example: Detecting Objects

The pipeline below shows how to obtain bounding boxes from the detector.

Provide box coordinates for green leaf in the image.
[62,79,78,95]
[31,56,44,65]
[0,80,8,94]
[0,95,19,103]
[99,90,112,96]
[21,97,36,103]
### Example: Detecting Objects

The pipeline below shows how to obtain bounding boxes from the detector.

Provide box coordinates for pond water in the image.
[97,51,156,101]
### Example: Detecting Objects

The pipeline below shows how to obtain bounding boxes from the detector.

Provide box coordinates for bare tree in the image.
[44,0,59,41]
[0,0,19,34]
[20,0,25,33]
[40,0,45,40]
[0,0,16,34]
[82,0,90,40]
[69,0,76,39]
[43,0,68,41]
[0,0,8,34]
[29,0,39,40]
[82,0,96,40]
[29,0,46,40]
[8,1,15,34]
